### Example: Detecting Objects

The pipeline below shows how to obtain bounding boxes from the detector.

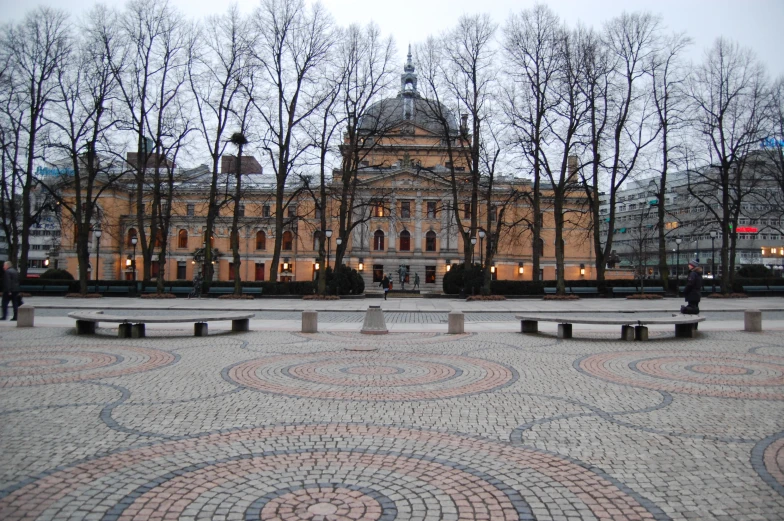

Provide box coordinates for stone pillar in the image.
[194,322,208,336]
[634,325,649,341]
[119,323,132,338]
[361,305,388,335]
[302,311,318,333]
[621,325,635,341]
[448,311,464,334]
[131,323,146,338]
[744,309,762,332]
[16,305,34,327]
[557,323,572,339]
[521,320,538,334]
[232,318,250,332]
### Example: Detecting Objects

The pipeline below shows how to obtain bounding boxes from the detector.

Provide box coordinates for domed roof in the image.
[358,49,458,136]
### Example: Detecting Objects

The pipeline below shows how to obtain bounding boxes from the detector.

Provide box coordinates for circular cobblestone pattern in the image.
[225,351,517,400]
[0,424,665,521]
[577,351,784,400]
[0,345,177,387]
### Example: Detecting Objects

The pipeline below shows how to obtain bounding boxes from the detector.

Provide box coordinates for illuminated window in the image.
[178,229,188,249]
[282,231,293,251]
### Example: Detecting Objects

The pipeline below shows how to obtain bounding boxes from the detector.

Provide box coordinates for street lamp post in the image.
[478,229,486,268]
[335,237,343,267]
[710,230,717,293]
[470,236,477,265]
[325,229,333,270]
[94,227,102,281]
[131,236,138,281]
[675,238,682,281]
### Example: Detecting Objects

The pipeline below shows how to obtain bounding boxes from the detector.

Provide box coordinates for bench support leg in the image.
[118,323,132,338]
[195,322,208,337]
[675,323,695,338]
[76,320,96,335]
[131,324,145,338]
[634,325,649,341]
[557,323,572,339]
[521,320,538,334]
[232,318,250,332]
[621,325,635,341]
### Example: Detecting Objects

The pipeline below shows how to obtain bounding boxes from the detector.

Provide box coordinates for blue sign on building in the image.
[35,166,74,177]
[760,137,784,149]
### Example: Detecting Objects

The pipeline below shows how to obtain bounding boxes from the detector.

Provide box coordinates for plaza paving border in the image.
[1,325,783,519]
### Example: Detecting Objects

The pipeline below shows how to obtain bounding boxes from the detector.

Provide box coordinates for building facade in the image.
[56,59,596,291]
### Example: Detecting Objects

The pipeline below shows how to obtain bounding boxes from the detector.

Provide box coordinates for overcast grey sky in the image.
[2,0,783,78]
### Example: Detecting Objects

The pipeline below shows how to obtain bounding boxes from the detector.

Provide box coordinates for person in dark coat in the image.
[2,261,21,321]
[379,274,390,300]
[681,260,703,315]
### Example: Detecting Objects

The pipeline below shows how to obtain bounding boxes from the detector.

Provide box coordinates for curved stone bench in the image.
[516,314,706,340]
[68,311,255,338]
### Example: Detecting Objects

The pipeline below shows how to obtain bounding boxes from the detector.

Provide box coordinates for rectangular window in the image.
[177,261,186,280]
[238,204,245,217]
[151,261,160,278]
[229,262,236,281]
[490,205,497,222]
[373,264,384,283]
[427,201,437,219]
[287,205,297,218]
[399,233,410,251]
[263,205,271,218]
[463,203,471,219]
[400,201,410,219]
[425,266,436,284]
[374,201,385,217]
[314,207,321,219]
[255,263,265,281]
[187,204,195,216]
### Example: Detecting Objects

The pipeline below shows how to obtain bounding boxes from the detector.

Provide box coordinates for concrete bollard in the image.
[744,309,762,332]
[16,305,34,327]
[448,311,464,334]
[360,305,388,335]
[302,311,318,333]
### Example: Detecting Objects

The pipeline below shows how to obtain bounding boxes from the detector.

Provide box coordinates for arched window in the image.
[399,230,410,251]
[425,230,437,252]
[126,228,138,247]
[178,229,188,249]
[255,231,266,250]
[282,231,293,251]
[373,230,385,251]
[313,231,321,251]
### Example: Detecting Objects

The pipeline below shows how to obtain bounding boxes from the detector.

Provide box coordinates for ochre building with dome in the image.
[57,54,597,291]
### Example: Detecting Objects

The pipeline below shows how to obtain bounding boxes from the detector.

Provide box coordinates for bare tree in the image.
[582,12,660,285]
[415,14,498,267]
[188,4,255,288]
[1,7,71,276]
[37,5,126,293]
[762,77,784,231]
[504,6,589,293]
[648,31,692,291]
[109,0,190,284]
[252,0,335,283]
[687,37,771,293]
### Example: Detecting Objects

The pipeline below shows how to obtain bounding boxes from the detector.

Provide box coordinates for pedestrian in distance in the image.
[379,274,391,300]
[1,261,21,321]
[680,260,703,315]
[413,272,420,290]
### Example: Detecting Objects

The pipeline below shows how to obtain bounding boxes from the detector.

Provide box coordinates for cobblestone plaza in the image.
[1,307,783,520]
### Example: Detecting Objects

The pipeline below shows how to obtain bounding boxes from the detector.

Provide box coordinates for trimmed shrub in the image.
[326,265,365,296]
[442,263,484,295]
[40,268,74,280]
[737,265,772,278]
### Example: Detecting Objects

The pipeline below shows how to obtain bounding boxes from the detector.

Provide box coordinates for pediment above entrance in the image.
[359,169,453,190]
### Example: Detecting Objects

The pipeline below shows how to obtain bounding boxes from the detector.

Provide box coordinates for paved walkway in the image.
[1,297,783,520]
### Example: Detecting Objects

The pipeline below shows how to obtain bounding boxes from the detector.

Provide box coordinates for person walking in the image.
[681,260,703,315]
[2,261,21,321]
[413,272,420,290]
[379,274,391,300]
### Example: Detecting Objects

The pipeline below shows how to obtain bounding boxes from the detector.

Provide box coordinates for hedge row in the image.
[21,277,316,296]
